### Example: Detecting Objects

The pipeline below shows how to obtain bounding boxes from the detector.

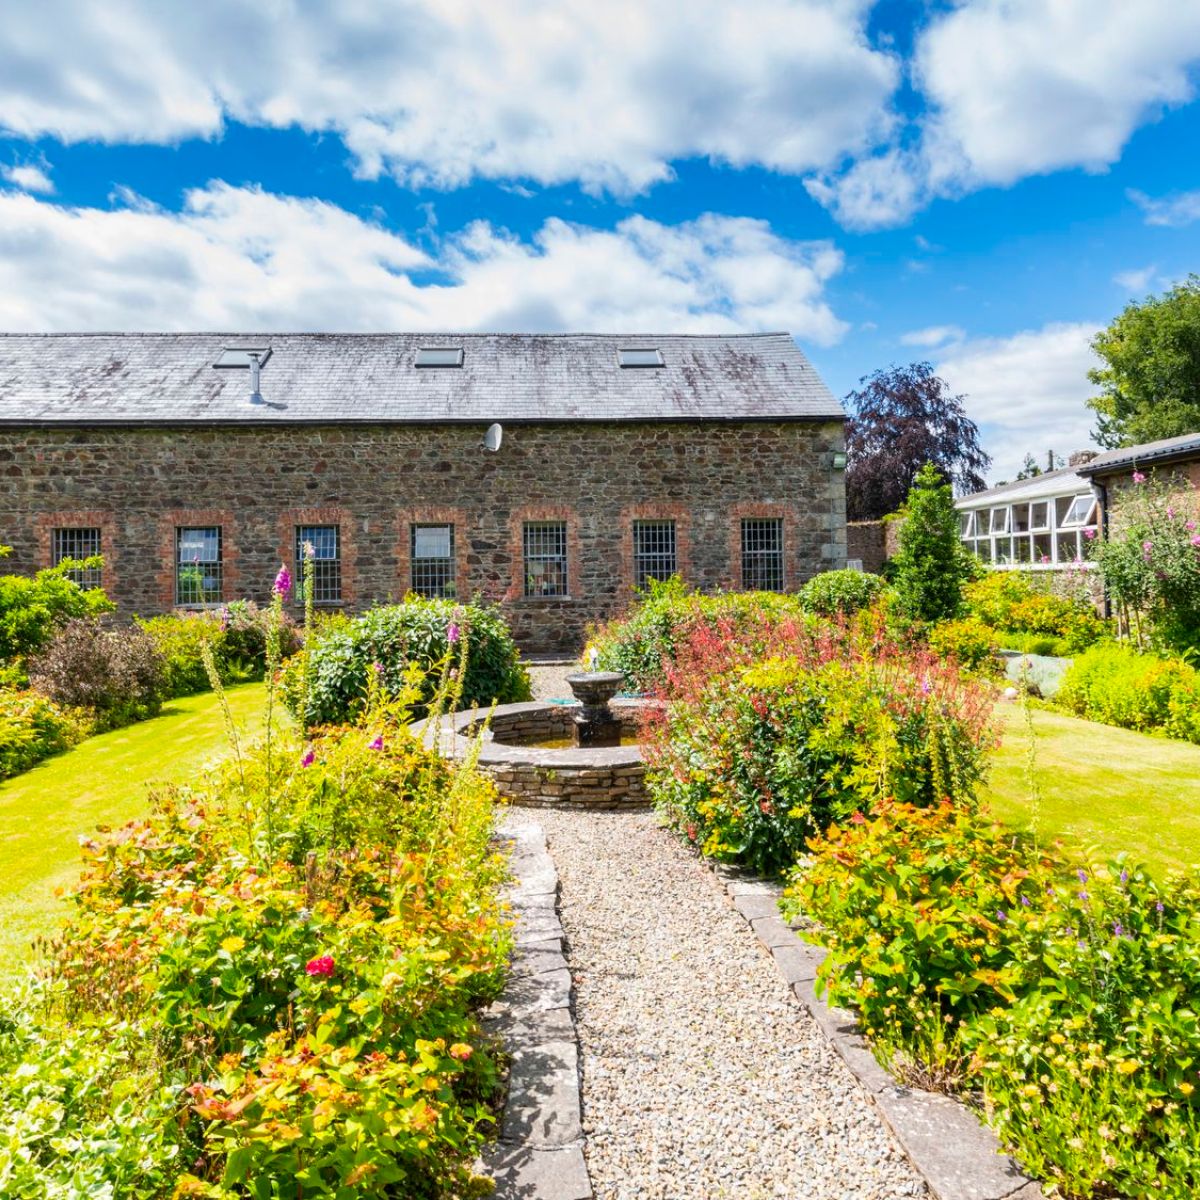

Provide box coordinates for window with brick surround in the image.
[176,526,223,606]
[296,525,341,604]
[411,524,456,598]
[523,521,568,597]
[51,527,103,588]
[632,519,676,589]
[741,517,784,591]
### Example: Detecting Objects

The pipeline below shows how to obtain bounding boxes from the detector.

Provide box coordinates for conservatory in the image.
[956,466,1100,569]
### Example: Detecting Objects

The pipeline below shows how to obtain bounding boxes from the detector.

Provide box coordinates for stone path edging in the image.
[478,817,593,1200]
[710,862,1048,1200]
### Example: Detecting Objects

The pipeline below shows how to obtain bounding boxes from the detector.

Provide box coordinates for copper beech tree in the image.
[844,362,990,521]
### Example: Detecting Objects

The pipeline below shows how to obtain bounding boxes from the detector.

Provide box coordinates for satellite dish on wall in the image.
[483,423,504,453]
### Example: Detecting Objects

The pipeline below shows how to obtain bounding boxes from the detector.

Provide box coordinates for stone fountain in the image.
[564,671,625,747]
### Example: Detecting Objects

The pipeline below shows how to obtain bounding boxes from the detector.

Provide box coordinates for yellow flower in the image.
[1050,1033,1066,1045]
[220,936,246,954]
[1180,1082,1195,1096]
[1115,1059,1138,1075]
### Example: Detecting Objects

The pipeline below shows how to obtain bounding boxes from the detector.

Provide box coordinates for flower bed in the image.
[642,614,996,875]
[787,802,1200,1198]
[0,687,86,779]
[0,697,509,1197]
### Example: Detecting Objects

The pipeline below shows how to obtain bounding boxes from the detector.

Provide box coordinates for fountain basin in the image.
[411,698,656,809]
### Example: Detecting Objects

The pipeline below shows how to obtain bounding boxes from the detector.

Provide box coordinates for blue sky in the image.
[1,1,1199,480]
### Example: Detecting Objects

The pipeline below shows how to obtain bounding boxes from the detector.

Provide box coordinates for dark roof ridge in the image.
[0,330,793,340]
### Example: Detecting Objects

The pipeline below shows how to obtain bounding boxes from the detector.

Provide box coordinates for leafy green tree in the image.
[890,463,976,623]
[1088,275,1200,447]
[0,545,114,665]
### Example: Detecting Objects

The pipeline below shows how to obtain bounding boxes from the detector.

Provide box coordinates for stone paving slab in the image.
[714,862,1046,1200]
[479,816,593,1200]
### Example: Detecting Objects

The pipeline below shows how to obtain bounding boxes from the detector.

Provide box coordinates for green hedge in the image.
[796,569,888,618]
[283,599,530,726]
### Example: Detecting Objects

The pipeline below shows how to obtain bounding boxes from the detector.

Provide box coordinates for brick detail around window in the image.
[618,503,691,598]
[34,510,118,593]
[278,507,358,606]
[395,507,470,601]
[727,502,795,591]
[506,505,583,602]
[157,508,239,608]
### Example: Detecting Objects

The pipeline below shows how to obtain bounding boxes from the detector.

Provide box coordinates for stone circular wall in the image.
[412,700,651,810]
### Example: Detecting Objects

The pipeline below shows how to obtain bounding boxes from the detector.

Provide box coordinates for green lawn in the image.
[0,682,268,960]
[983,702,1200,875]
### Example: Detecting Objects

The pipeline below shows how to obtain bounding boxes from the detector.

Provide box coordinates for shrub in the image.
[927,617,1003,676]
[0,688,86,779]
[29,618,166,731]
[1093,473,1200,654]
[797,569,887,618]
[2,693,509,1196]
[0,548,113,665]
[787,802,1200,1198]
[1055,642,1200,743]
[284,598,529,726]
[962,571,1108,655]
[889,463,978,623]
[589,576,811,691]
[138,601,303,698]
[644,617,996,875]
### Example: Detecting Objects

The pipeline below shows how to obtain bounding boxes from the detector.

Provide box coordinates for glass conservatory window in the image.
[989,506,1010,534]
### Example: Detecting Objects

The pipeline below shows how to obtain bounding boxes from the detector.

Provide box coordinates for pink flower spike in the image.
[447,622,461,644]
[368,735,384,751]
[1132,470,1146,483]
[1084,528,1097,540]
[1192,536,1200,548]
[305,955,335,977]
[273,563,293,599]
[300,748,315,768]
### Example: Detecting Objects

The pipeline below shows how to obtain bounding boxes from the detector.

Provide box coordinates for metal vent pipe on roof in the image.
[248,352,262,401]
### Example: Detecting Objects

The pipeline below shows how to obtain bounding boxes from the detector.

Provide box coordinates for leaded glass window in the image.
[296,525,341,604]
[632,519,676,589]
[523,521,568,597]
[176,527,222,606]
[52,527,102,588]
[411,524,456,598]
[741,518,784,591]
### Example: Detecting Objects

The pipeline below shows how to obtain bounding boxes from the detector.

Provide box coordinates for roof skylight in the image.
[618,347,664,368]
[415,346,464,368]
[213,346,271,368]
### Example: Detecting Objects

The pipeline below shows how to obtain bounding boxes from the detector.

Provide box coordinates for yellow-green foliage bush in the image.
[1056,642,1200,743]
[0,696,509,1197]
[0,688,86,779]
[788,802,1200,1198]
[962,571,1108,656]
[927,617,1003,676]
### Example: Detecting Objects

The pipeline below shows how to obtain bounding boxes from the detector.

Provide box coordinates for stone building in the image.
[0,332,847,654]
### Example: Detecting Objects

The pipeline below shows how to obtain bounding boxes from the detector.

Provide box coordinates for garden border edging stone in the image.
[712,862,1048,1200]
[477,815,593,1200]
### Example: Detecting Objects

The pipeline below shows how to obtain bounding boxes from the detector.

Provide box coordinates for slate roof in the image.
[0,332,843,425]
[1074,431,1200,476]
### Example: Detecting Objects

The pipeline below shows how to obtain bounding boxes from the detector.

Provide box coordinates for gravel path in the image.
[535,808,926,1200]
[526,662,579,702]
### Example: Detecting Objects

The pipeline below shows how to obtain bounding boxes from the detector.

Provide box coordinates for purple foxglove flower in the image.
[300,748,315,768]
[447,622,461,644]
[273,563,293,599]
[1156,901,1165,913]
[1132,470,1146,483]
[1113,922,1124,937]
[1019,895,1031,907]
[368,735,384,751]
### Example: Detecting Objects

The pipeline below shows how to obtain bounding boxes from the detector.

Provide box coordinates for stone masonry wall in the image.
[0,420,846,654]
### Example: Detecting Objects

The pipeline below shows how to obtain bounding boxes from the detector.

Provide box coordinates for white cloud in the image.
[916,1,1200,188]
[899,324,964,348]
[808,1,1200,229]
[0,1,897,194]
[0,183,849,342]
[1128,187,1200,227]
[1,162,53,194]
[1113,264,1157,293]
[935,322,1101,481]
